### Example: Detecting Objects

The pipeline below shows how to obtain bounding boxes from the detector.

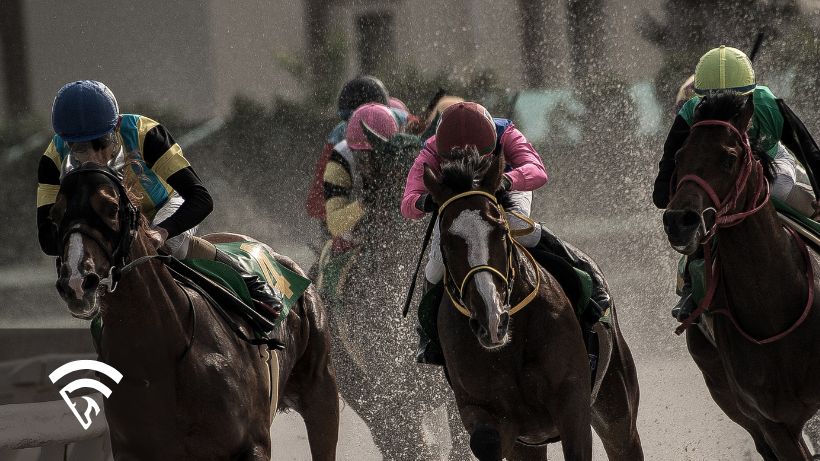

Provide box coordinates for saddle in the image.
[91,241,310,352]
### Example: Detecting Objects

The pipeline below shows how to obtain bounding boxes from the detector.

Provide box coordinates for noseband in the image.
[438,190,540,317]
[674,119,769,242]
[58,165,140,292]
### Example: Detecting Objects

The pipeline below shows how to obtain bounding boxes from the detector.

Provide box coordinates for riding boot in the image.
[531,227,611,315]
[214,249,286,326]
[671,277,698,322]
[416,279,445,366]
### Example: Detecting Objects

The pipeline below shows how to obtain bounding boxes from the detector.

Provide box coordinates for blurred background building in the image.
[1,0,664,121]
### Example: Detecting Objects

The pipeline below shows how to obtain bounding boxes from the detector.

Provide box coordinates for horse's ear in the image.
[423,164,445,204]
[478,152,504,193]
[361,120,388,152]
[736,92,755,131]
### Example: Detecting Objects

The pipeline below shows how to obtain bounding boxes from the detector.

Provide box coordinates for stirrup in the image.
[671,292,698,322]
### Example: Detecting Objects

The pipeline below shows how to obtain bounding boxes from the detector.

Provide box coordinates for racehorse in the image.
[51,164,339,460]
[423,148,643,460]
[663,91,820,460]
[317,130,472,459]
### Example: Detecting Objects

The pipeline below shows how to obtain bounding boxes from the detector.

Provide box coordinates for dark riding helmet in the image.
[435,102,497,156]
[52,80,120,142]
[337,76,389,121]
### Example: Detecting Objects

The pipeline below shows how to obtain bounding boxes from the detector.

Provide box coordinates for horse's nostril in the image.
[681,211,701,228]
[664,210,701,232]
[83,273,100,291]
[499,313,509,331]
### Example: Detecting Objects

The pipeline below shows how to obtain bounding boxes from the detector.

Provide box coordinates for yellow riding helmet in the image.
[693,45,756,95]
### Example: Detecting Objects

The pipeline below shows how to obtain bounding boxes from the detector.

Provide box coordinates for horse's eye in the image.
[104,203,119,219]
[722,153,737,171]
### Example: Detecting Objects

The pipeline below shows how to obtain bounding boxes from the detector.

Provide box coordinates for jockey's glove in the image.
[495,188,515,209]
[501,174,512,191]
[416,193,437,213]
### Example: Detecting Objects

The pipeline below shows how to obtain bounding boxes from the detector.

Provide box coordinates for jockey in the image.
[654,45,820,320]
[305,76,390,223]
[323,103,401,250]
[402,101,611,365]
[37,80,284,318]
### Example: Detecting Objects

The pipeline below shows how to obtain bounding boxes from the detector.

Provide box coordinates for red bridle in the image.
[675,120,769,241]
[671,119,814,344]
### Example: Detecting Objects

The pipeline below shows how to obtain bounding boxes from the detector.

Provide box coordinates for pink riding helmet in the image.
[346,102,400,150]
[388,97,410,114]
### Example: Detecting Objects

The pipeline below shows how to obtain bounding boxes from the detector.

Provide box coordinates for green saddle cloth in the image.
[680,197,819,305]
[181,242,310,324]
[91,241,310,349]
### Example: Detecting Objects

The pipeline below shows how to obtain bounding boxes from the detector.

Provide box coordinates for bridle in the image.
[438,190,540,317]
[671,120,814,343]
[57,164,141,292]
[675,119,769,243]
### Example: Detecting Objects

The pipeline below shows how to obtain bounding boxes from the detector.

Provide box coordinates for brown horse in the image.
[50,164,339,460]
[423,149,643,460]
[663,92,820,460]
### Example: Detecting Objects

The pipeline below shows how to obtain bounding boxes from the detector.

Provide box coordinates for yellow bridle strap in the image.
[459,265,508,296]
[507,210,536,238]
[438,190,498,214]
[444,240,541,318]
[508,240,541,315]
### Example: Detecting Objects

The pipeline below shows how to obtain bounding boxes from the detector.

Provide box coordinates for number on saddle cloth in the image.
[182,242,310,324]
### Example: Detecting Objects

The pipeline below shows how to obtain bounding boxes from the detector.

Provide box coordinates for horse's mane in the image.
[693,91,775,181]
[439,146,495,193]
[121,156,150,231]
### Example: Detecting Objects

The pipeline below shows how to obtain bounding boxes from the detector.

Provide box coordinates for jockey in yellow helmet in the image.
[654,46,820,320]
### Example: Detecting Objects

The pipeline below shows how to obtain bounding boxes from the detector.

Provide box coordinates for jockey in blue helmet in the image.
[39,80,284,320]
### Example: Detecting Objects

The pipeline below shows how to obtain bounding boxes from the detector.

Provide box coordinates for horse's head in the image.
[424,147,512,349]
[663,91,768,254]
[51,163,139,319]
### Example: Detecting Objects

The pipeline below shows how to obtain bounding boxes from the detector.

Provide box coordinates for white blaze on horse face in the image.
[450,209,503,317]
[67,233,86,300]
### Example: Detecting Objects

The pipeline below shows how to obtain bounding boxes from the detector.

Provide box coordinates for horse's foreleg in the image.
[686,327,777,460]
[547,384,592,461]
[294,369,339,461]
[758,420,815,461]
[591,328,643,461]
[459,405,518,461]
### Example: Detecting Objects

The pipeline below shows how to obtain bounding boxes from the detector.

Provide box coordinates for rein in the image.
[672,120,815,343]
[438,190,540,318]
[59,165,140,292]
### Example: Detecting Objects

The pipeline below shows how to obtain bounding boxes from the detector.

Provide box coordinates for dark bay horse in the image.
[317,131,472,459]
[423,149,643,460]
[51,164,339,460]
[663,92,820,460]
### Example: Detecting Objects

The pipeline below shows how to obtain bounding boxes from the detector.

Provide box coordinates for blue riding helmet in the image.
[52,80,120,142]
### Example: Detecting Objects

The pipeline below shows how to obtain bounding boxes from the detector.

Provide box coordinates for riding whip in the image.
[401,209,438,318]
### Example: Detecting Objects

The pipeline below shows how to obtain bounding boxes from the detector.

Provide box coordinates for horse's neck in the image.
[511,244,539,300]
[100,231,190,360]
[717,202,808,328]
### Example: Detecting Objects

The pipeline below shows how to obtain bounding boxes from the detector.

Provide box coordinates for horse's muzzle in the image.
[470,311,510,350]
[663,209,702,255]
[56,270,101,319]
